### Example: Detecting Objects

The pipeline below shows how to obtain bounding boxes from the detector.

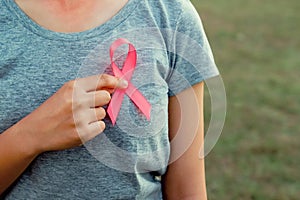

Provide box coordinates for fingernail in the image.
[119,79,128,88]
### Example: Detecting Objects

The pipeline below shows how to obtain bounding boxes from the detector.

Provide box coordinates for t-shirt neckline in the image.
[4,0,139,41]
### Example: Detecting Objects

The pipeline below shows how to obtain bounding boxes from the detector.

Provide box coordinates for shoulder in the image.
[141,0,200,27]
[146,0,197,14]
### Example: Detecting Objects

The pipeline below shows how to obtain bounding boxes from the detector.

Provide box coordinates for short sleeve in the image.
[167,1,219,96]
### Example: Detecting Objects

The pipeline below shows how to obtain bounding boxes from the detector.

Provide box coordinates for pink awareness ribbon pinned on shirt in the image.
[107,38,151,125]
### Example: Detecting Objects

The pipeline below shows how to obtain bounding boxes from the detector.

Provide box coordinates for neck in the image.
[14,0,128,33]
[42,0,97,13]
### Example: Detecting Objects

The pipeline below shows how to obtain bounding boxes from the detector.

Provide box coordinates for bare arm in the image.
[162,82,207,200]
[0,74,128,194]
[0,123,39,194]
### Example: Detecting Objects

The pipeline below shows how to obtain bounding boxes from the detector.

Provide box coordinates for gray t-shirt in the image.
[0,0,219,199]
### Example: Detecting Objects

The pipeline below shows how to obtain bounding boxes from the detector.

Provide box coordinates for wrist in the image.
[7,119,42,158]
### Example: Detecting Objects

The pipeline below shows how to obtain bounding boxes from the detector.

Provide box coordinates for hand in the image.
[17,74,128,154]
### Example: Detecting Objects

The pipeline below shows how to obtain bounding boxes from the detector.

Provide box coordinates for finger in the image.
[96,74,128,91]
[83,121,106,142]
[87,90,111,108]
[76,74,128,92]
[79,121,105,143]
[88,107,106,124]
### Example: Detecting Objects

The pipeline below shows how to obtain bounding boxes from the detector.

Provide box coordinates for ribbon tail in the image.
[108,38,152,124]
[126,83,151,120]
[107,90,126,125]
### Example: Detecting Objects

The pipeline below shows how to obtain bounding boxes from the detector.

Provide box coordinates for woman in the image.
[0,0,219,199]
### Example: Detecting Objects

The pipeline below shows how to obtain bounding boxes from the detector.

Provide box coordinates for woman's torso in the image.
[0,0,178,199]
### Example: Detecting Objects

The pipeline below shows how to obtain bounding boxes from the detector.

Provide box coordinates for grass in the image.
[191,0,300,199]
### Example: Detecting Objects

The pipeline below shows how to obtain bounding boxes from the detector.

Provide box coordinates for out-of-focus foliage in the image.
[192,0,300,199]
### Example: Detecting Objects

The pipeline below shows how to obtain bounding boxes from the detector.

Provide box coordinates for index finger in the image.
[76,74,128,92]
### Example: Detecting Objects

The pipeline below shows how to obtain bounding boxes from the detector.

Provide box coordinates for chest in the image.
[0,36,170,133]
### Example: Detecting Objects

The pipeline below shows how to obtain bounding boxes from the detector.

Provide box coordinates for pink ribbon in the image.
[107,38,151,125]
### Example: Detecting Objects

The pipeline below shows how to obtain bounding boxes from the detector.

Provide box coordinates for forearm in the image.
[0,121,39,194]
[162,150,207,200]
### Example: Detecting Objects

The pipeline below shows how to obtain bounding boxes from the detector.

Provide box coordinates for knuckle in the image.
[72,99,84,110]
[64,80,75,91]
[75,125,89,143]
[62,81,75,104]
[100,74,116,87]
[99,74,108,84]
[73,115,83,128]
[62,96,73,111]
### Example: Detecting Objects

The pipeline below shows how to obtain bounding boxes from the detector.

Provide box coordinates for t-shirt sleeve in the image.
[167,1,219,96]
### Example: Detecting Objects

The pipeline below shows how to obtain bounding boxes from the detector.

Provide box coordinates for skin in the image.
[163,82,207,199]
[14,0,129,33]
[0,74,128,194]
[1,1,207,199]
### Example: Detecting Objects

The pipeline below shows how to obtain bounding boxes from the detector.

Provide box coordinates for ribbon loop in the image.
[107,38,151,125]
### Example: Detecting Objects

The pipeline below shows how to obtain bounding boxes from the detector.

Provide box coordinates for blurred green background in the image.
[191,0,300,199]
